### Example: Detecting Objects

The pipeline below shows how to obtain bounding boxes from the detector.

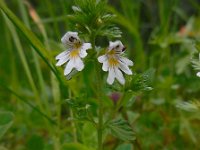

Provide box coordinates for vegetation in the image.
[0,0,200,149]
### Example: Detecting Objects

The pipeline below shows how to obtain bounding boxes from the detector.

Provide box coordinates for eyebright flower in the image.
[55,32,91,75]
[197,72,200,77]
[98,40,133,85]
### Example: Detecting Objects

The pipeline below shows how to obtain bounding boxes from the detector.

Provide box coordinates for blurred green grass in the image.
[0,0,200,150]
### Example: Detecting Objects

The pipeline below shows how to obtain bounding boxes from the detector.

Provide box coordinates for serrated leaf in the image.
[130,69,154,92]
[108,118,136,141]
[97,25,122,38]
[0,111,14,139]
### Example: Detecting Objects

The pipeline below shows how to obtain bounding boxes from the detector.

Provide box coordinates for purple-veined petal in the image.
[61,31,78,45]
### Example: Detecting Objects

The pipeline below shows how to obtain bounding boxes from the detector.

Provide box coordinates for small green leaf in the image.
[62,143,94,150]
[0,111,14,139]
[108,118,136,141]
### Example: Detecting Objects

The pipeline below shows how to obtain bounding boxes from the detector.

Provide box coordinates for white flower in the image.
[197,72,200,77]
[55,31,91,75]
[98,40,133,85]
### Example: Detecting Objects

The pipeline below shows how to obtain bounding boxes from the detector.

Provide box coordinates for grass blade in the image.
[0,1,61,83]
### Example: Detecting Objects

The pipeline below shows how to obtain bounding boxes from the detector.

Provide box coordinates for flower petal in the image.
[107,67,115,85]
[82,43,91,51]
[79,43,91,58]
[197,72,200,77]
[98,55,107,63]
[109,41,115,49]
[114,67,125,85]
[120,57,134,66]
[102,61,109,71]
[74,57,84,71]
[56,56,70,66]
[79,50,87,58]
[79,49,87,58]
[119,62,132,75]
[55,50,69,60]
[64,59,75,75]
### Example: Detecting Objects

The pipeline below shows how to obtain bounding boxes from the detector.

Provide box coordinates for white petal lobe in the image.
[82,43,91,51]
[107,68,115,85]
[74,57,84,71]
[79,49,88,58]
[56,56,70,66]
[55,50,69,60]
[114,67,125,85]
[119,63,132,75]
[64,60,74,75]
[102,61,109,71]
[120,57,134,66]
[98,55,107,63]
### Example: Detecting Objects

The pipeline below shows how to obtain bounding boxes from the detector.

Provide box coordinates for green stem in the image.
[98,97,103,150]
[91,33,103,150]
[69,90,78,142]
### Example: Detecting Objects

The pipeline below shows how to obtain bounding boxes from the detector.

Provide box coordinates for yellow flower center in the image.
[70,49,80,58]
[108,57,119,67]
[70,43,82,58]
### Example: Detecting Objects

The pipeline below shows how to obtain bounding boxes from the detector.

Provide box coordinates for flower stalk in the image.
[91,32,104,150]
[96,63,103,150]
